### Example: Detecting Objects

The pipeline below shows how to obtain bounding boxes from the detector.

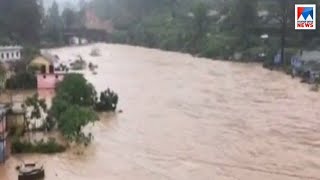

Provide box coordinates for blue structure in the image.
[291,55,303,77]
[274,52,281,65]
[0,105,8,164]
[0,140,4,163]
[291,55,303,69]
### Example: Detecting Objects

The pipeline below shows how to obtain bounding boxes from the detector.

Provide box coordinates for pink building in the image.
[30,55,66,89]
[37,73,64,89]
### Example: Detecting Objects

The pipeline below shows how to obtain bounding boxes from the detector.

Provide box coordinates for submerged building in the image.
[30,52,65,89]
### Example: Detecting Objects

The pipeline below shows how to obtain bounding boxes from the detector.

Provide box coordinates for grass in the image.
[11,137,66,154]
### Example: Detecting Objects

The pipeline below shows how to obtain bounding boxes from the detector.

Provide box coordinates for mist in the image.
[44,0,84,10]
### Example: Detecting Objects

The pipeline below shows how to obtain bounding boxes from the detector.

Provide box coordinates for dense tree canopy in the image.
[58,105,97,143]
[1,0,319,61]
[50,74,98,143]
[55,73,97,106]
[42,1,63,44]
[89,0,320,60]
[0,0,41,45]
[49,73,120,144]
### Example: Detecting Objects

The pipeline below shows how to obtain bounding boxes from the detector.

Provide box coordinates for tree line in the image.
[0,0,319,61]
[91,0,320,61]
[0,0,85,47]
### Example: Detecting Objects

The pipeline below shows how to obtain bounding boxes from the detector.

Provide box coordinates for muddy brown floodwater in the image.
[1,43,320,180]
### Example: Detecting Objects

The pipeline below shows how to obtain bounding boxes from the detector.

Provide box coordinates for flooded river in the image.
[1,43,320,180]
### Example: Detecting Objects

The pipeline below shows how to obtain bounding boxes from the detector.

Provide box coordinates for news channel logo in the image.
[295,4,316,30]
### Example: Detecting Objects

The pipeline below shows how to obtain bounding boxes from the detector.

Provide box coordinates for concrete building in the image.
[30,56,55,74]
[30,53,65,89]
[0,46,22,62]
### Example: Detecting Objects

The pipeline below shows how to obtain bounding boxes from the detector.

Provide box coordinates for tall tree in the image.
[229,0,258,48]
[44,1,63,44]
[0,0,41,45]
[189,2,210,52]
[62,8,78,29]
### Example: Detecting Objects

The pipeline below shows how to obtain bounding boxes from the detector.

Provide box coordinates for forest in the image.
[0,0,319,63]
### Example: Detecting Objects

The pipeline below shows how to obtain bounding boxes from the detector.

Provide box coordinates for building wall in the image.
[0,117,6,134]
[7,114,24,130]
[37,74,64,89]
[30,56,52,74]
[0,46,22,62]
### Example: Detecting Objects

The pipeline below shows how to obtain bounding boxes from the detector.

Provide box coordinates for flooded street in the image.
[1,43,320,180]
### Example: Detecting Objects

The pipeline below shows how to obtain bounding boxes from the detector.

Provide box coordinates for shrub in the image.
[57,105,97,144]
[44,116,56,131]
[54,73,97,107]
[49,73,119,145]
[25,94,47,119]
[9,126,25,137]
[199,34,238,59]
[242,47,265,61]
[94,89,119,112]
[263,48,299,69]
[11,138,66,154]
[111,31,128,44]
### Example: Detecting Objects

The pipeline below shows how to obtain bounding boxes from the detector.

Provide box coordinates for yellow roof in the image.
[30,56,52,66]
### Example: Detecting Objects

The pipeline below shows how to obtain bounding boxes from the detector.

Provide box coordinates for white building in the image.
[70,36,80,45]
[0,46,22,62]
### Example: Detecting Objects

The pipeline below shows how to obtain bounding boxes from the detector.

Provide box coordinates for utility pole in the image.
[280,0,288,65]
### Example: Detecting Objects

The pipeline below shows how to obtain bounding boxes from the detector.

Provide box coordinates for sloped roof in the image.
[31,56,52,66]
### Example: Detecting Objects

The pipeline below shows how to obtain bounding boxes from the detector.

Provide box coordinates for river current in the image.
[1,43,320,180]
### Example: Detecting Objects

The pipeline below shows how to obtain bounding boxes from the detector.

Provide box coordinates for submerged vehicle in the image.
[16,163,45,180]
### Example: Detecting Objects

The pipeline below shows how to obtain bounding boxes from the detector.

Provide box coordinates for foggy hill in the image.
[44,0,85,11]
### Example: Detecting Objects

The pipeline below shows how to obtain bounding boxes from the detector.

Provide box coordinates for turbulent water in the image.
[1,43,320,180]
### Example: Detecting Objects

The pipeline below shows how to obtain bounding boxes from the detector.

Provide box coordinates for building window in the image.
[49,65,54,74]
[6,53,9,59]
[11,52,14,58]
[0,53,3,59]
[40,65,46,74]
[55,75,59,79]
[43,75,46,79]
[16,52,19,57]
